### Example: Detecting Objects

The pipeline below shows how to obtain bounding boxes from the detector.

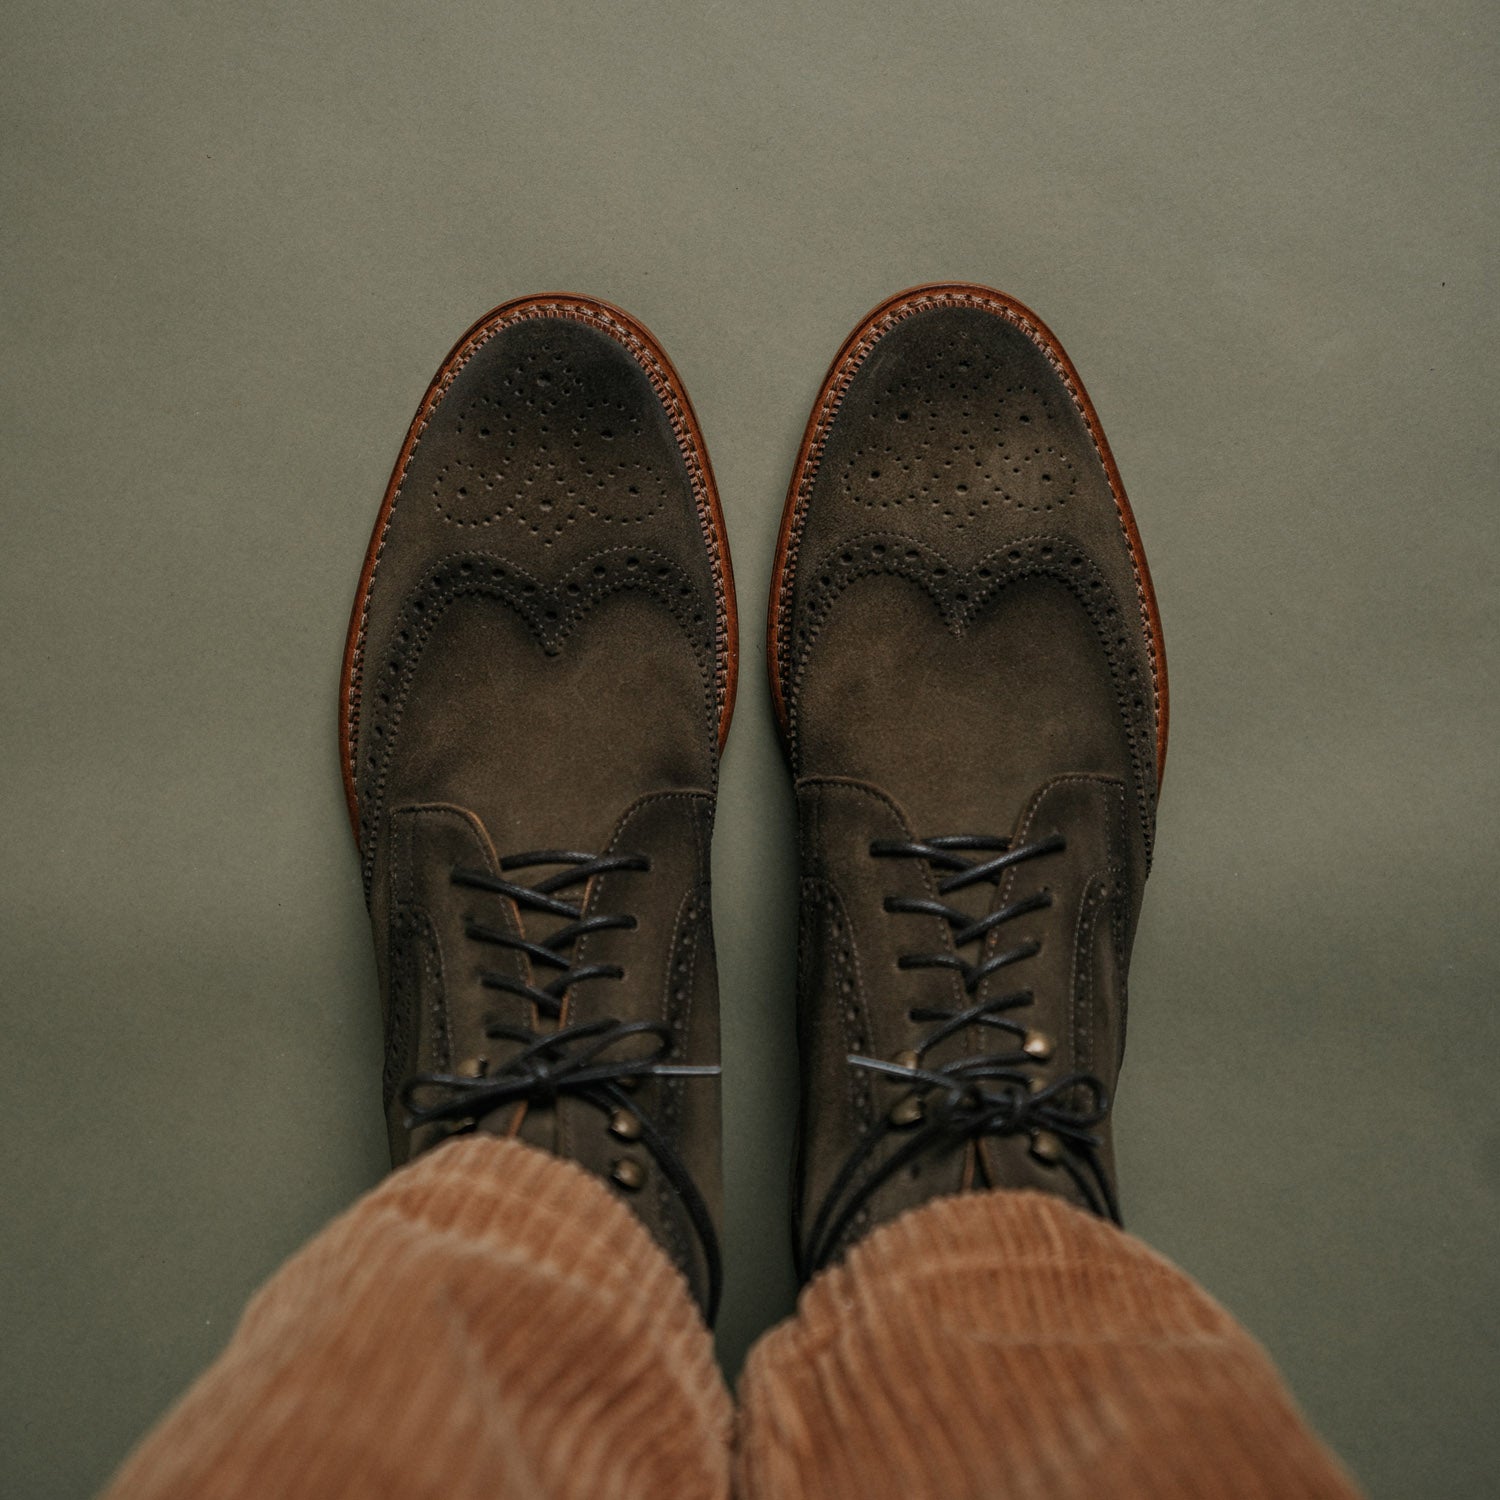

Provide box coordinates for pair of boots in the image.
[339,282,1167,1322]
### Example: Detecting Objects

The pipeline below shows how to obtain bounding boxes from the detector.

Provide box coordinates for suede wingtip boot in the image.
[769,282,1167,1277]
[341,294,736,1320]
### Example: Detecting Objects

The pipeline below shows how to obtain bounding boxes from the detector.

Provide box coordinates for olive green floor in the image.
[3,3,1495,1495]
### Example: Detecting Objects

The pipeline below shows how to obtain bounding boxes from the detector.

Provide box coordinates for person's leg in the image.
[109,295,740,1498]
[757,285,1359,1497]
[105,1136,731,1500]
[735,1189,1359,1500]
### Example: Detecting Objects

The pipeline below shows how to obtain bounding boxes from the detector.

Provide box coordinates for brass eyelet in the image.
[889,1095,924,1128]
[610,1158,646,1191]
[1029,1130,1063,1164]
[1022,1030,1053,1062]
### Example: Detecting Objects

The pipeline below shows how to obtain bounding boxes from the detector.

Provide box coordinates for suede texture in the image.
[345,305,728,1311]
[780,291,1161,1270]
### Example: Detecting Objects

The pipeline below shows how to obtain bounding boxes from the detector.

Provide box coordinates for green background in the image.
[3,2,1495,1495]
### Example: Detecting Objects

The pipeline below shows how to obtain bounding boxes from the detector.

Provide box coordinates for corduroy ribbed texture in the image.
[101,1135,732,1500]
[736,1190,1362,1499]
[103,1147,1361,1500]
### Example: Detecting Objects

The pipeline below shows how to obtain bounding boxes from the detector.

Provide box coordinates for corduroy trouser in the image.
[102,1135,1361,1499]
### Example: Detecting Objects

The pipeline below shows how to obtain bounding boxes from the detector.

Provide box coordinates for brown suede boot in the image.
[340,294,737,1319]
[769,283,1167,1277]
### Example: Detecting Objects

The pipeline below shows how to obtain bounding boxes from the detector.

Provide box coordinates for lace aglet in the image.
[847,1053,920,1079]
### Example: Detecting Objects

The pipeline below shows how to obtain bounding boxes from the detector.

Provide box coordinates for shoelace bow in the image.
[399,849,723,1321]
[800,831,1119,1278]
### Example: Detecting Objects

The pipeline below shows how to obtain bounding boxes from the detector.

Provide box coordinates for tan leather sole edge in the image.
[765,281,1168,784]
[338,292,740,841]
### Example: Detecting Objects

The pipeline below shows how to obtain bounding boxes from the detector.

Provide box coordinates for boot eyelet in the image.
[889,1095,924,1128]
[611,1158,646,1191]
[608,1107,642,1141]
[1029,1130,1063,1164]
[1023,1030,1053,1061]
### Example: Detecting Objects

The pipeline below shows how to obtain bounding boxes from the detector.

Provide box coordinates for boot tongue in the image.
[494,852,588,955]
[922,788,1077,935]
[928,779,1096,1027]
[930,848,1002,931]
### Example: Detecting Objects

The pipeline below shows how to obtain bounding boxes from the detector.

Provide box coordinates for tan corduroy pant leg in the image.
[105,1141,1361,1500]
[102,1135,732,1500]
[736,1190,1363,1500]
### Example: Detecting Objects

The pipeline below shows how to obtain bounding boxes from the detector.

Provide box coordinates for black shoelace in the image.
[799,832,1119,1278]
[399,850,723,1321]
